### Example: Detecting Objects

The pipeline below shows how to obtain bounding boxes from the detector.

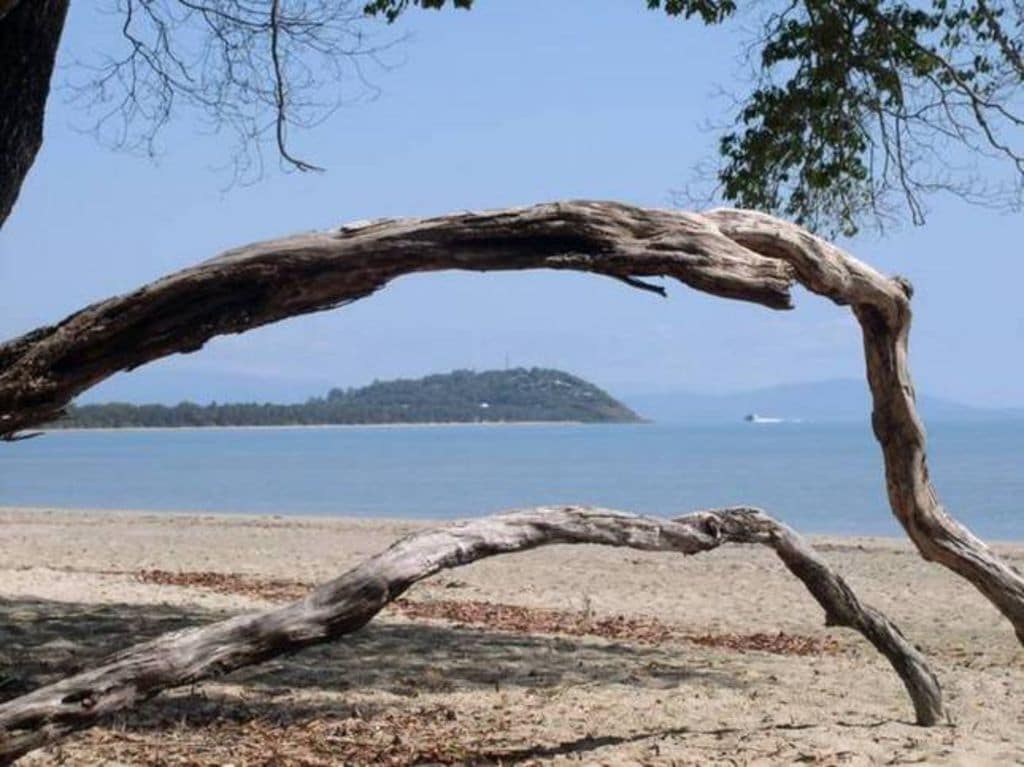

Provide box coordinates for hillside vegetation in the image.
[54,368,641,428]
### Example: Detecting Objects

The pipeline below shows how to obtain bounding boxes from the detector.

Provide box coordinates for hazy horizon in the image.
[74,369,1021,417]
[2,1,1021,410]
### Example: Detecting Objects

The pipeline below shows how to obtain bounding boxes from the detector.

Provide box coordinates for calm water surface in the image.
[1,422,1021,538]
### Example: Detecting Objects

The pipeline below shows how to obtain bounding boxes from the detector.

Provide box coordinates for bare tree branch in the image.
[1,201,1022,652]
[269,0,323,172]
[0,505,945,763]
[0,201,795,436]
[64,0,397,182]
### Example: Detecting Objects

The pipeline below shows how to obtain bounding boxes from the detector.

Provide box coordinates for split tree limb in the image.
[1,201,1021,646]
[0,506,943,764]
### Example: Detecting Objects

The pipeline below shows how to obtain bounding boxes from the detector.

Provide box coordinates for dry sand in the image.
[2,507,1023,766]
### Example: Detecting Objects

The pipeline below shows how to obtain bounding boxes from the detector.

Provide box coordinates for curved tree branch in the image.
[1,200,1022,647]
[703,208,1024,644]
[0,201,794,435]
[0,506,944,764]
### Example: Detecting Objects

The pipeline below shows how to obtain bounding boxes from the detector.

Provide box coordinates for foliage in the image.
[365,0,1023,235]
[5,0,1021,234]
[717,0,1024,235]
[54,368,642,428]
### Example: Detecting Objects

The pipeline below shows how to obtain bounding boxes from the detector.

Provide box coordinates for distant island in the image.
[51,368,643,428]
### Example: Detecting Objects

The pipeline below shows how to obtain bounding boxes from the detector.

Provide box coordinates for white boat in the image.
[744,413,784,424]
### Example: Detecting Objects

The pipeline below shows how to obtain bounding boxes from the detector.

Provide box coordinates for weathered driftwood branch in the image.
[701,209,1024,643]
[0,202,793,435]
[1,201,1021,644]
[0,506,943,763]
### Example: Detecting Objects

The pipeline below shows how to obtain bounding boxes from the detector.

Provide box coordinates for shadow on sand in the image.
[1,596,752,763]
[2,598,921,765]
[0,593,745,716]
[2,596,745,699]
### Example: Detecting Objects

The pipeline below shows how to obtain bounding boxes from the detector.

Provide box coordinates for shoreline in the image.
[40,420,637,433]
[5,505,1024,548]
[4,506,1024,765]
[0,504,427,528]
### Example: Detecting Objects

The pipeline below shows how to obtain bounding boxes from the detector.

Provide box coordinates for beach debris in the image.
[0,506,942,764]
[3,202,1020,670]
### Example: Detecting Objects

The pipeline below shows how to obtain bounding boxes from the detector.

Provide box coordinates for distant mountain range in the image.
[55,368,642,428]
[623,379,1024,424]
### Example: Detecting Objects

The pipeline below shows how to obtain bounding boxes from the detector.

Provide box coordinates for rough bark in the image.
[0,506,943,763]
[701,209,1024,643]
[0,0,70,229]
[1,200,1022,642]
[1,201,1022,648]
[0,202,794,435]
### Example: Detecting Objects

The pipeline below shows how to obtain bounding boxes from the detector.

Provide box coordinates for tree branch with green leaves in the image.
[1,0,1020,232]
[366,0,1024,235]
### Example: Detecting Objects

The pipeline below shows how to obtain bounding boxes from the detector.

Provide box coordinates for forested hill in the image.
[53,369,642,428]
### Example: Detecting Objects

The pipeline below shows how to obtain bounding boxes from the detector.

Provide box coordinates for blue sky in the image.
[1,0,1022,407]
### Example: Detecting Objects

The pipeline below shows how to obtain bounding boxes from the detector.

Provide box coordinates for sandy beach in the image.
[2,506,1023,766]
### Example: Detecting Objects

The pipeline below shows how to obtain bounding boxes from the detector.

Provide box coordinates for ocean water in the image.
[1,422,1022,539]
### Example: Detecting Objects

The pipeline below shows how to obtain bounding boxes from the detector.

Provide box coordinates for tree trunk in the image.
[0,506,944,764]
[0,0,70,229]
[1,201,1022,645]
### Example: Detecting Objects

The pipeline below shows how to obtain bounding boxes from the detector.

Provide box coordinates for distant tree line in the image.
[52,368,641,428]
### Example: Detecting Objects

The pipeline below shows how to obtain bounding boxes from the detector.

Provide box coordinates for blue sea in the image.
[1,422,1021,539]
